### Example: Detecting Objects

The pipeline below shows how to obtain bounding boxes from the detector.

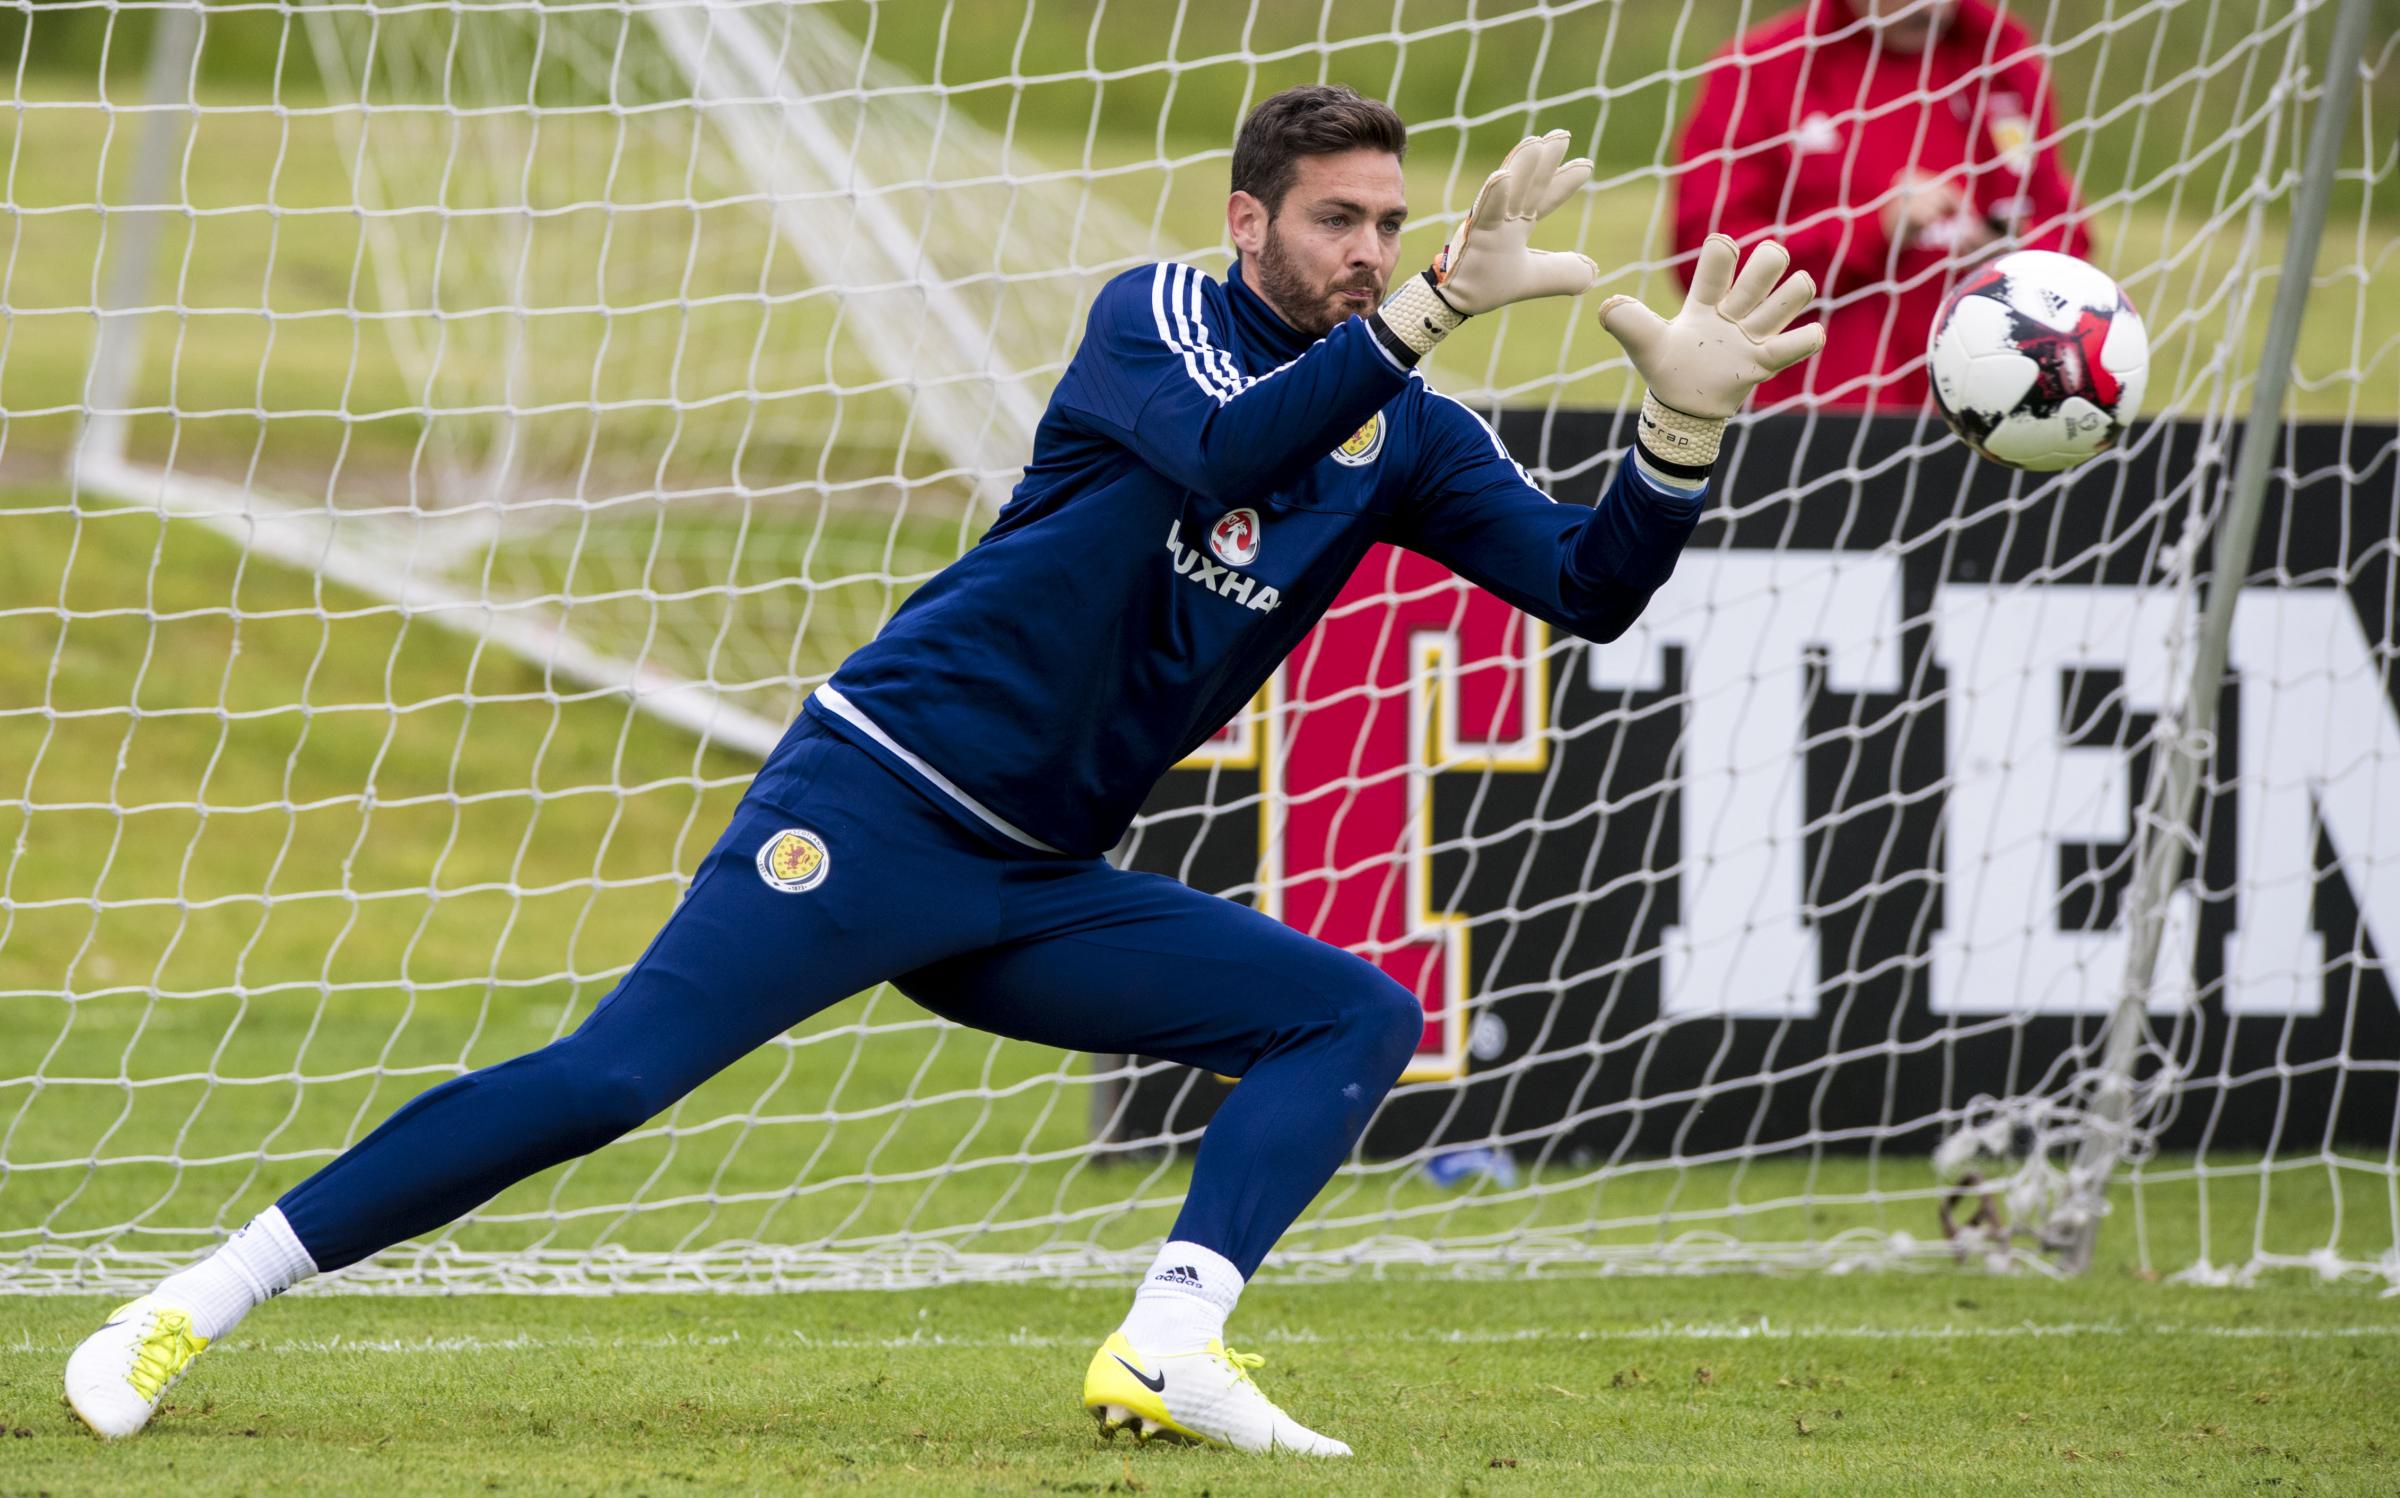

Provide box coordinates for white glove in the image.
[1376,130,1598,360]
[1597,234,1825,469]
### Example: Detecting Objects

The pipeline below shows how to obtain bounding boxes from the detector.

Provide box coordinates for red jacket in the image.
[1673,0,2091,409]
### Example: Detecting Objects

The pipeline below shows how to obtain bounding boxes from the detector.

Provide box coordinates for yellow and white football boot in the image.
[1082,1331,1350,1456]
[64,1295,210,1439]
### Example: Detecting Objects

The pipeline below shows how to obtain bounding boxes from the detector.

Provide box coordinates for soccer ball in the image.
[1927,250,2147,471]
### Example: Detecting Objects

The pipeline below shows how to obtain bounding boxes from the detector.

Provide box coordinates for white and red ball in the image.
[1928,250,2147,471]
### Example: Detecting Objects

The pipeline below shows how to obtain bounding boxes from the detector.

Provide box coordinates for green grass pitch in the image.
[4,15,2398,1488]
[1,481,2394,1487]
[5,1272,2397,1495]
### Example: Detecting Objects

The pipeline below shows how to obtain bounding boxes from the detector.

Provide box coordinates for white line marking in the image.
[10,1321,2376,1358]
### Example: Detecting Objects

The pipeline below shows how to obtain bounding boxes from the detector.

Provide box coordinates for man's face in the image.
[1230,149,1408,337]
[1848,0,1955,53]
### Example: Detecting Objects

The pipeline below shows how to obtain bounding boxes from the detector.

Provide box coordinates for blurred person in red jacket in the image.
[1673,0,2092,409]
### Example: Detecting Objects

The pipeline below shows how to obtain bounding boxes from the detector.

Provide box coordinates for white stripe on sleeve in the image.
[1185,271,1247,397]
[1152,262,1230,405]
[1423,384,1546,495]
[1137,260,1352,411]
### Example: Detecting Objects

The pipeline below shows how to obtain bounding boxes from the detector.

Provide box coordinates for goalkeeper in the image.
[68,85,1820,1454]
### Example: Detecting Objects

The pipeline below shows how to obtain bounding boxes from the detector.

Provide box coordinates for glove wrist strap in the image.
[1371,271,1468,364]
[1636,389,1726,470]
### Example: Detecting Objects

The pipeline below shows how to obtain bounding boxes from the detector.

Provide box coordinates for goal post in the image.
[3,0,2395,1295]
[2050,0,2378,1276]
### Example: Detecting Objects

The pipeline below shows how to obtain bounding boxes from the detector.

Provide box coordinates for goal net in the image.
[4,0,2394,1294]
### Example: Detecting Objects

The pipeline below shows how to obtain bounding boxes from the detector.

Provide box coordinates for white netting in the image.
[2,0,2395,1294]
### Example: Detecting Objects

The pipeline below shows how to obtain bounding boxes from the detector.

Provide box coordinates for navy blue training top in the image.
[804,259,1707,859]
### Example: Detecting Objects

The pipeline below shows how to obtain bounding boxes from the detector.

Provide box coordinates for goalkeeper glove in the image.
[1596,234,1825,471]
[1376,130,1599,361]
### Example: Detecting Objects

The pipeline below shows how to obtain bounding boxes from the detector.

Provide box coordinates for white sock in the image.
[154,1206,318,1340]
[1116,1240,1242,1353]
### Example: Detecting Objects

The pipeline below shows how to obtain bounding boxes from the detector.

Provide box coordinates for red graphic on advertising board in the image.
[1189,545,1544,1079]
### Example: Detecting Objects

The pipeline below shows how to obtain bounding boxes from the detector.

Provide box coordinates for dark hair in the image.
[1230,85,1407,216]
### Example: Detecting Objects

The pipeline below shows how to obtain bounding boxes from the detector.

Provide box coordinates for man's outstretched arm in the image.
[1388,393,1710,643]
[1051,263,1414,505]
[1393,235,1823,640]
[1053,131,1600,504]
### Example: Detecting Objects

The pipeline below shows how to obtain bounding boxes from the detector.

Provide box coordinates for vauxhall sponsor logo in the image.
[1165,518,1281,612]
[1209,507,1261,566]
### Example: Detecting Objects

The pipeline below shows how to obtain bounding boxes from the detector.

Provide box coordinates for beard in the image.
[1253,223,1383,337]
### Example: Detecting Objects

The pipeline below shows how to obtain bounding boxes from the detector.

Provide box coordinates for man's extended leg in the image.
[67,722,1005,1437]
[897,862,1423,1454]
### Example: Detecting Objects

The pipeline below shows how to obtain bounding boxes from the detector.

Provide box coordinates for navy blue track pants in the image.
[278,712,1423,1277]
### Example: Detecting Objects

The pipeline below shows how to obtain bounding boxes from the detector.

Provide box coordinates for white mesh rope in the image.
[2,0,2394,1293]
